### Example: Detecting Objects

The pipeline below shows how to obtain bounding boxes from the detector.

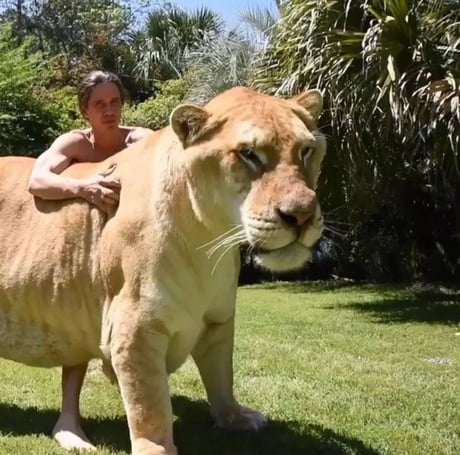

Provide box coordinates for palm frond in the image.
[237,5,278,40]
[185,30,254,103]
[251,0,460,280]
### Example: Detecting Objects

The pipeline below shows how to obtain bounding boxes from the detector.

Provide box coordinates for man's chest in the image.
[71,143,126,164]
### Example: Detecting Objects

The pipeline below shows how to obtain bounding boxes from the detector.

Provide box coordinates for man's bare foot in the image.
[52,414,96,451]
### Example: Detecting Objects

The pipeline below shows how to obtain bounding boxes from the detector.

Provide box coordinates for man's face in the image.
[84,82,123,130]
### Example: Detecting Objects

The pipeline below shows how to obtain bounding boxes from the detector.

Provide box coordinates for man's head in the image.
[78,71,125,130]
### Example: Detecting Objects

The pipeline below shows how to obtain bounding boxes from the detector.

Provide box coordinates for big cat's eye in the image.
[239,148,259,162]
[301,147,314,167]
[237,147,263,171]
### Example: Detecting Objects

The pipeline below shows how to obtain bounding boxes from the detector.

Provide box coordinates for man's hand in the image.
[78,164,121,212]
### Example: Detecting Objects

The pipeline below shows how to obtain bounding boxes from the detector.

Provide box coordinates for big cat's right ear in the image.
[170,104,209,147]
[291,89,323,122]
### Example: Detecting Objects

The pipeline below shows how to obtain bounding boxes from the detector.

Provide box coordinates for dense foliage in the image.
[253,0,460,282]
[1,0,459,283]
[123,78,190,130]
[0,25,63,155]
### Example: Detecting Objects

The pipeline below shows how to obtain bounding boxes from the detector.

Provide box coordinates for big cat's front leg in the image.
[192,314,268,432]
[110,304,177,455]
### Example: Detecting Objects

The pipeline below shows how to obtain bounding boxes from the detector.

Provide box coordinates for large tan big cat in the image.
[0,87,326,455]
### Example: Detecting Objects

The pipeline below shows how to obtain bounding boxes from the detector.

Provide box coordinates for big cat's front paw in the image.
[212,405,268,431]
[132,439,178,455]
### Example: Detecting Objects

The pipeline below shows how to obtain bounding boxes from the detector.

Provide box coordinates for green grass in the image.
[1,283,459,454]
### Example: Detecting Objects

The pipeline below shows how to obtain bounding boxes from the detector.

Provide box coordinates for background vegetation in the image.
[252,0,460,284]
[0,0,459,283]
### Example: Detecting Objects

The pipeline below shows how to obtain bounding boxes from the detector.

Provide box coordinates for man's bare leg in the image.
[52,363,96,451]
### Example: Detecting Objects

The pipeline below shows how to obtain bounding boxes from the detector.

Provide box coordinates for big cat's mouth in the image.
[242,214,324,273]
[250,241,313,273]
[251,239,309,255]
[251,241,297,255]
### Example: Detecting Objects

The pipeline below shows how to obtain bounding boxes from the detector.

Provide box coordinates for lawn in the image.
[0,283,459,455]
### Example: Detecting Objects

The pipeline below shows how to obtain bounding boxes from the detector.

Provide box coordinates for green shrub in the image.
[253,0,460,282]
[0,25,62,156]
[123,78,190,131]
[44,85,86,134]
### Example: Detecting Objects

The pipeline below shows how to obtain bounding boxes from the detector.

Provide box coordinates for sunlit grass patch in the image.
[0,283,458,454]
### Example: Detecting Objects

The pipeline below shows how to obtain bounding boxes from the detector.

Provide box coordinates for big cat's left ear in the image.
[170,104,209,147]
[291,89,323,122]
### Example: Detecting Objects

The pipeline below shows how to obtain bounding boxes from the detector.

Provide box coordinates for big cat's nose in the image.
[276,207,314,227]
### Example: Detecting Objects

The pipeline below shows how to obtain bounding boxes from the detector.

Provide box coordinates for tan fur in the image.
[0,87,326,455]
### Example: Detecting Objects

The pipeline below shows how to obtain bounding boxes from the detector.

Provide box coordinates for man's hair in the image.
[77,70,125,115]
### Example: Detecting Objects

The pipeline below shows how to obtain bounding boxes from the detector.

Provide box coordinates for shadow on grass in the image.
[243,281,460,325]
[0,403,131,452]
[173,395,381,455]
[0,396,381,455]
[242,280,360,294]
[344,290,460,325]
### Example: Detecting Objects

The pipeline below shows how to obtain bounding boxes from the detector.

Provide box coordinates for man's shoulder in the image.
[123,126,155,144]
[55,129,90,146]
[47,129,92,157]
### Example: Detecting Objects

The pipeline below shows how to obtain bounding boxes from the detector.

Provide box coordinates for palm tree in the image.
[184,30,254,103]
[252,0,460,281]
[237,1,280,46]
[184,1,280,103]
[130,4,224,85]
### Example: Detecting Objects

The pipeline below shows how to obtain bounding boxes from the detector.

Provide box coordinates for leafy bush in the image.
[44,85,85,133]
[0,25,62,156]
[253,0,460,282]
[122,78,190,131]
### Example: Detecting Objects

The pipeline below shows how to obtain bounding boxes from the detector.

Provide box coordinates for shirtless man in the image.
[28,70,154,451]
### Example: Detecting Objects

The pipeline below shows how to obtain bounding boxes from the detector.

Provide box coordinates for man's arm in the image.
[28,132,86,200]
[28,132,120,209]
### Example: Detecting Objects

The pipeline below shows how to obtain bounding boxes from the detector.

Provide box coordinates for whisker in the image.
[206,231,246,258]
[211,241,241,276]
[324,219,351,227]
[323,206,348,216]
[324,220,349,230]
[324,224,350,235]
[323,226,348,238]
[247,238,262,257]
[205,231,240,252]
[197,225,243,250]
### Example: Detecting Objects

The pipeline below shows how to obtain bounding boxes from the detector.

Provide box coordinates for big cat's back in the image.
[0,156,36,207]
[0,155,35,177]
